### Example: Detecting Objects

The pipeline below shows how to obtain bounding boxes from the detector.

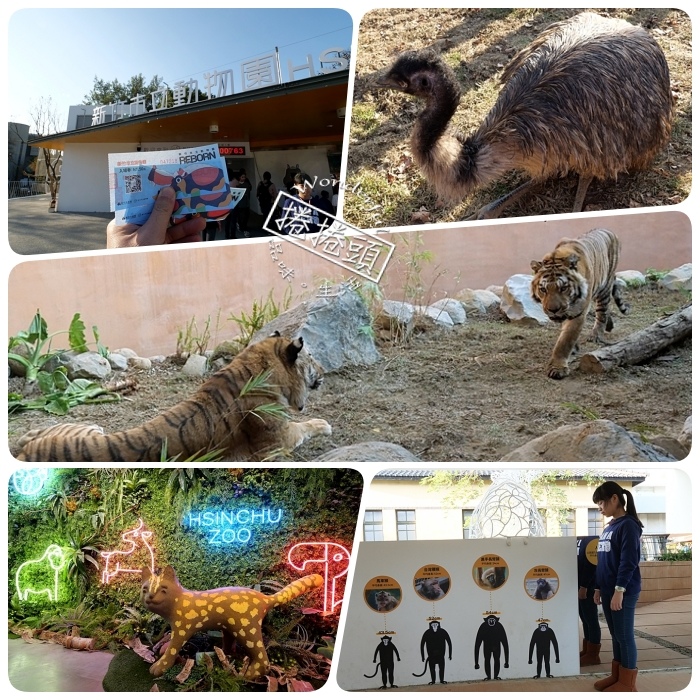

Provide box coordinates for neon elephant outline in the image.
[15,544,66,602]
[101,518,155,584]
[287,541,350,614]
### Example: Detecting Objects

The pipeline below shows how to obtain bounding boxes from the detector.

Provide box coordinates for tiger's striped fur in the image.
[15,334,331,461]
[530,228,630,379]
[141,565,323,678]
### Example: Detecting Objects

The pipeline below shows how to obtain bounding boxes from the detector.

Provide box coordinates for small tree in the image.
[84,73,164,111]
[29,96,63,209]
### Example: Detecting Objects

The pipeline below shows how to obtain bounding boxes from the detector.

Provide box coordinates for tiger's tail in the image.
[269,574,324,607]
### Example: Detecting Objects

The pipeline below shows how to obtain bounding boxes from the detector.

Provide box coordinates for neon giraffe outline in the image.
[101,518,155,584]
[287,541,350,614]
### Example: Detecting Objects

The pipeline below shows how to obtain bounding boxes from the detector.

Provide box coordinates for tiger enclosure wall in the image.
[336,537,579,690]
[7,210,690,358]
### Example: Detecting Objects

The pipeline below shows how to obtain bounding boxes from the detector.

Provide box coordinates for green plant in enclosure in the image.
[8,310,107,382]
[228,288,293,348]
[176,311,221,357]
[8,369,120,415]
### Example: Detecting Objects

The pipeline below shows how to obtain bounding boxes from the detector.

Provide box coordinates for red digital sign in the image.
[219,146,246,156]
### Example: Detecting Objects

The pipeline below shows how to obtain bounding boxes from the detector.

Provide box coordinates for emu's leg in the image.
[572,175,593,212]
[469,179,540,220]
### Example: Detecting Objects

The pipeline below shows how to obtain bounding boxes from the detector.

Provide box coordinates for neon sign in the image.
[100,518,155,584]
[15,544,66,602]
[12,468,50,496]
[288,541,350,615]
[185,508,283,545]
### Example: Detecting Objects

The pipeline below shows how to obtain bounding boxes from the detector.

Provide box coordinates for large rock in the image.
[678,415,692,451]
[617,270,646,287]
[64,351,112,381]
[315,441,420,462]
[378,300,415,331]
[426,298,467,324]
[660,264,692,291]
[500,274,549,326]
[457,289,501,315]
[500,420,677,462]
[251,287,381,371]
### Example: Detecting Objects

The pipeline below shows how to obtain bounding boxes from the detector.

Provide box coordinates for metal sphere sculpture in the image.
[470,473,545,538]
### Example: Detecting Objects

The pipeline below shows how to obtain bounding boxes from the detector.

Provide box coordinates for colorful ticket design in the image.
[108,144,244,225]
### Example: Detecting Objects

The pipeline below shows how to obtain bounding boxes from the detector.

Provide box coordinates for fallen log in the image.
[580,305,691,374]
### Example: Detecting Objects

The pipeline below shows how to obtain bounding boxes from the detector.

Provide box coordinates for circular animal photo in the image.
[524,565,560,600]
[364,576,402,613]
[413,564,451,601]
[473,554,509,590]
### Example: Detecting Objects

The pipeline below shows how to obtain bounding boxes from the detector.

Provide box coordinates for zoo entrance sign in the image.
[184,508,284,545]
[91,47,349,125]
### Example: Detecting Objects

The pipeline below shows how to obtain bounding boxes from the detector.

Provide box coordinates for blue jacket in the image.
[596,516,642,596]
[577,535,599,589]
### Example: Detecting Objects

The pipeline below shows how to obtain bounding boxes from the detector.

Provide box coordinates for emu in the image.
[377,12,674,219]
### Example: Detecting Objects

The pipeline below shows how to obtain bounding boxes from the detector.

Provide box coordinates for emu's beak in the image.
[376,74,402,90]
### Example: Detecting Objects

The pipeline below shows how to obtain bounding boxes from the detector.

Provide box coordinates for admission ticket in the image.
[108,143,244,225]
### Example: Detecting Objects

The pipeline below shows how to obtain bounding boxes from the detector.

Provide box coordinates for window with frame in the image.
[588,508,604,535]
[396,510,416,540]
[364,510,383,541]
[560,509,575,537]
[462,509,474,539]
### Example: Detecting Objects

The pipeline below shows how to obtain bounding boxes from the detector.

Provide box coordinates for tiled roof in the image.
[374,468,649,482]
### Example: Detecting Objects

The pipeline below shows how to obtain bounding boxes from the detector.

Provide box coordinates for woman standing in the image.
[592,481,643,692]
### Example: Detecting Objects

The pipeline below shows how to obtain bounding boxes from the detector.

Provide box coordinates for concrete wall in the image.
[8,209,691,357]
[638,561,692,603]
[381,209,691,299]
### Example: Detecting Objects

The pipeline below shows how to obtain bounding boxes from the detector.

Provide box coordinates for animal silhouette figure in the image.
[15,544,66,602]
[378,12,674,219]
[101,518,155,584]
[141,565,323,678]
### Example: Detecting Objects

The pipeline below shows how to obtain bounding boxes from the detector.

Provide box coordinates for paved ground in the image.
[7,595,692,692]
[8,195,270,256]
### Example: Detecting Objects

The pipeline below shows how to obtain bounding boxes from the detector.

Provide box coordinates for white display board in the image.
[337,537,579,690]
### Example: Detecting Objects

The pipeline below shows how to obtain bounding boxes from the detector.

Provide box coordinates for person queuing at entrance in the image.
[576,535,601,666]
[592,481,644,692]
[107,186,204,247]
[278,173,320,236]
[256,171,278,223]
[235,170,253,237]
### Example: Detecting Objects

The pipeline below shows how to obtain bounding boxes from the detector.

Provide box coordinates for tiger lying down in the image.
[15,333,332,461]
[530,228,630,379]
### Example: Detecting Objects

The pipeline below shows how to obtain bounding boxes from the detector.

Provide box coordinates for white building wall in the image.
[57,143,337,214]
[57,142,130,212]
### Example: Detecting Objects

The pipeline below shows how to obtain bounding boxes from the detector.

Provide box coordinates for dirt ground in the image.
[8,287,691,462]
[344,8,692,228]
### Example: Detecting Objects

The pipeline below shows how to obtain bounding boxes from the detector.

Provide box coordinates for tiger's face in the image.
[530,255,589,322]
[266,334,324,412]
[287,342,324,412]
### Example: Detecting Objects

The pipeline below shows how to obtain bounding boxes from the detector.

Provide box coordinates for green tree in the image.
[83,73,165,110]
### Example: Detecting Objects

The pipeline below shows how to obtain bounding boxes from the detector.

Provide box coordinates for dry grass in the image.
[344,8,691,228]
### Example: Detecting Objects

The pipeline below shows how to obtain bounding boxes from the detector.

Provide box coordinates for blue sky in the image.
[7,7,353,128]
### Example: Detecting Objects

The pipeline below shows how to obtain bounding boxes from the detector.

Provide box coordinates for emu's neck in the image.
[411,80,461,161]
